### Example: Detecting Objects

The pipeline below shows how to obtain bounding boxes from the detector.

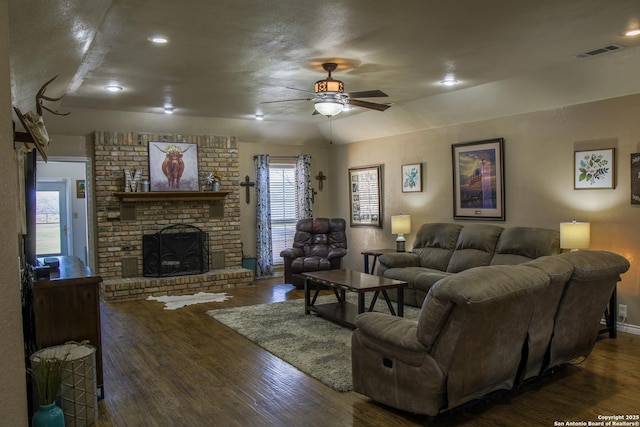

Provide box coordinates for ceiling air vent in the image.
[575,44,625,59]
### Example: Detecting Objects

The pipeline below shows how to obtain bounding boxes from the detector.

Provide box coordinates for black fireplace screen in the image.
[142,224,209,277]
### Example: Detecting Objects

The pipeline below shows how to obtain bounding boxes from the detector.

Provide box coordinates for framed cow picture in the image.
[148,142,199,191]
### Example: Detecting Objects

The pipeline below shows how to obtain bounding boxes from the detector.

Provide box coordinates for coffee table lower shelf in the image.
[307,302,361,329]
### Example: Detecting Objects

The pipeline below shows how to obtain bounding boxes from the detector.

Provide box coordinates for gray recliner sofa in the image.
[352,250,630,416]
[377,223,561,307]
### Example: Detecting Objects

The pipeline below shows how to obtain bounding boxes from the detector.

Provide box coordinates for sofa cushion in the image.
[446,224,503,273]
[412,223,463,271]
[416,265,549,351]
[491,227,560,265]
[290,256,332,273]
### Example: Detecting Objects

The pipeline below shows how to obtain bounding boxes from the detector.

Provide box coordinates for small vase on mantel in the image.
[212,181,221,192]
[32,402,65,427]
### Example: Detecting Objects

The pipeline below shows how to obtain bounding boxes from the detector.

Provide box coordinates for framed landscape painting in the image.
[148,142,199,191]
[451,138,505,220]
[574,148,616,189]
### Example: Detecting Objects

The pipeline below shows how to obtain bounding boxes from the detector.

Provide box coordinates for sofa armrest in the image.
[327,248,347,260]
[378,252,421,269]
[280,247,303,259]
[354,312,426,353]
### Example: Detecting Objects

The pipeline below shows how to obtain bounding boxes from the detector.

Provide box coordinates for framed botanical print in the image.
[452,138,505,220]
[574,148,616,189]
[349,165,382,227]
[402,163,423,192]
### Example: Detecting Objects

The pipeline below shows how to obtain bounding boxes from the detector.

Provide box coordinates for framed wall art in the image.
[452,138,505,220]
[574,148,616,189]
[631,153,640,204]
[402,163,423,192]
[76,180,86,199]
[148,142,199,191]
[349,165,382,227]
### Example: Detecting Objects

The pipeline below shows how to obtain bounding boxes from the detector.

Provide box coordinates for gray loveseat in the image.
[377,223,561,307]
[352,250,630,415]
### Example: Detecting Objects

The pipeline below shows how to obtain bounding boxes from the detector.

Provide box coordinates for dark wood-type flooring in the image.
[94,278,640,426]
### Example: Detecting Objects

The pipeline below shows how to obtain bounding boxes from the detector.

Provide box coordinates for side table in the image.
[361,249,396,275]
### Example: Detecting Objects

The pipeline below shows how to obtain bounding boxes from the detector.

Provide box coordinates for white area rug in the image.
[147,292,231,310]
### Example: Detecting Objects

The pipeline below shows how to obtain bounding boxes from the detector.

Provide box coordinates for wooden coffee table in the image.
[302,269,408,329]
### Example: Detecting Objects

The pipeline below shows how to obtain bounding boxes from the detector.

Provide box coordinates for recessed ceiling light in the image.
[255,114,264,121]
[104,85,123,92]
[440,78,459,86]
[148,35,170,44]
[625,29,640,37]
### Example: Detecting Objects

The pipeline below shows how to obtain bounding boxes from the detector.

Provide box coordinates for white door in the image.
[36,181,69,256]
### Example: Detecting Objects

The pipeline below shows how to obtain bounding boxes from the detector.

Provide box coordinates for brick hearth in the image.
[101,268,253,301]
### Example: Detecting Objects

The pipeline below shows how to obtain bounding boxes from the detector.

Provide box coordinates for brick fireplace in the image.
[94,131,253,300]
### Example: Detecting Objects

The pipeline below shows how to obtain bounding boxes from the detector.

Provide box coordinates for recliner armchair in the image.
[280,218,347,288]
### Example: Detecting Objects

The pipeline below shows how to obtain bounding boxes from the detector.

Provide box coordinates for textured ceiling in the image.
[9,0,640,144]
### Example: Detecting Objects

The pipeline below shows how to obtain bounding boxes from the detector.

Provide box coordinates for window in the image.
[269,164,297,264]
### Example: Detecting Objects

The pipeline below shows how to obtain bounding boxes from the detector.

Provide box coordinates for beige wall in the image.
[238,141,331,258]
[331,93,640,327]
[0,0,29,422]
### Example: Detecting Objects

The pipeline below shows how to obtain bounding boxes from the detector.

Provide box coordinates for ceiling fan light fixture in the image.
[314,101,344,117]
[315,79,344,93]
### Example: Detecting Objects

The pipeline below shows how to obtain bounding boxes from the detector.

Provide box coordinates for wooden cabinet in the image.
[32,256,104,398]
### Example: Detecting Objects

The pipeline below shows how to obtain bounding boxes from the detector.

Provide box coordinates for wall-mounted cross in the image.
[240,175,255,204]
[315,171,327,191]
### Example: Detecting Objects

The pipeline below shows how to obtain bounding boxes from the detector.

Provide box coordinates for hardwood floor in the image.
[95,279,640,426]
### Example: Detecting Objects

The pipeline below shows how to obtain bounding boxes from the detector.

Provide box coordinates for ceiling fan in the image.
[262,62,391,117]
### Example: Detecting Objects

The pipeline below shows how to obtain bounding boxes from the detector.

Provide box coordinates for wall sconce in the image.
[560,220,591,251]
[391,215,411,252]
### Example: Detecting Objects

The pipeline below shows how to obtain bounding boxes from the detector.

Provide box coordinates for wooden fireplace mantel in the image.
[114,191,229,203]
[113,191,229,220]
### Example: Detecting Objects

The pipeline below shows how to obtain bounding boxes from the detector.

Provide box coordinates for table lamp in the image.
[391,215,411,252]
[560,220,590,251]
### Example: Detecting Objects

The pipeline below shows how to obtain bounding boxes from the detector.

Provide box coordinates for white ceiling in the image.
[8,0,640,144]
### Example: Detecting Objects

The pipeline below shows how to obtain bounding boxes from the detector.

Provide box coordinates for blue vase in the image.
[32,403,65,427]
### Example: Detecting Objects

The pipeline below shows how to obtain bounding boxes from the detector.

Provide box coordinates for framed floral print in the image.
[452,138,505,220]
[402,163,423,192]
[574,148,616,189]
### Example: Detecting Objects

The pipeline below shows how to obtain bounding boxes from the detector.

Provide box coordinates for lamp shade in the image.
[391,215,411,235]
[560,221,590,250]
[314,101,343,117]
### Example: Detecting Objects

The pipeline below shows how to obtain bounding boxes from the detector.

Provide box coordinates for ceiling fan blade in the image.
[261,98,313,104]
[348,99,391,112]
[347,90,388,98]
[286,86,316,95]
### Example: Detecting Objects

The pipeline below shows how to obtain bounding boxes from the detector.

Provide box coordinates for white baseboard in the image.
[617,322,640,335]
[601,319,640,335]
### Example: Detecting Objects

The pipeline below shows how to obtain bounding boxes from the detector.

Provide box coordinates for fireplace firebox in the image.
[142,224,209,277]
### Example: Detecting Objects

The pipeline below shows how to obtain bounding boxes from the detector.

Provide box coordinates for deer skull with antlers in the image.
[35,75,70,116]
